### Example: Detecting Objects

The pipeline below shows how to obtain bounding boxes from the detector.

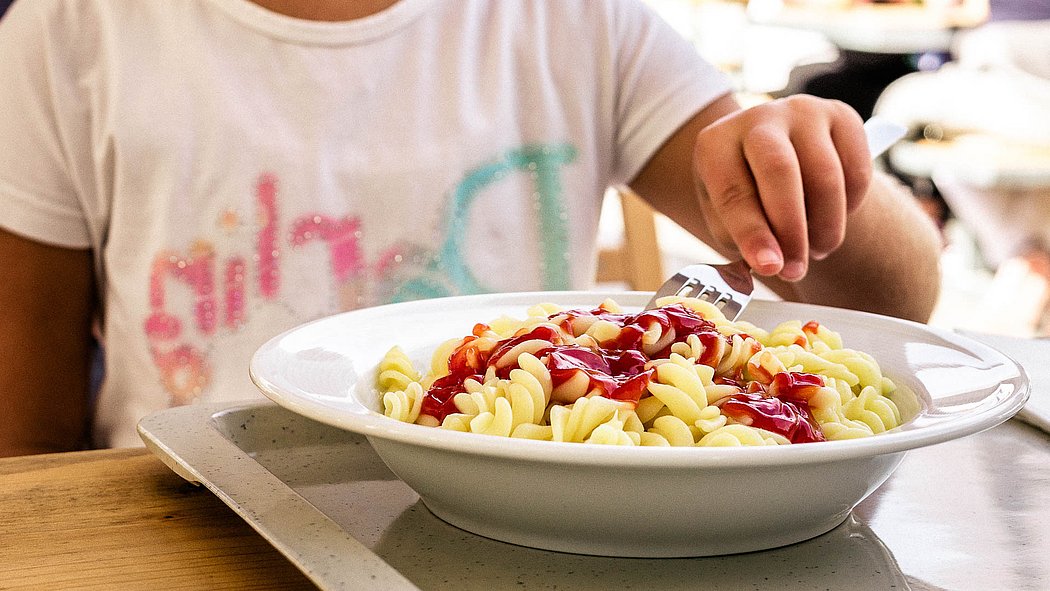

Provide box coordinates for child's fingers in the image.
[794,130,847,260]
[830,106,872,213]
[695,131,786,278]
[743,125,808,280]
[692,96,872,281]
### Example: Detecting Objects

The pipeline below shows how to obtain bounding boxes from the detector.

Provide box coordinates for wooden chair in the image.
[595,187,665,291]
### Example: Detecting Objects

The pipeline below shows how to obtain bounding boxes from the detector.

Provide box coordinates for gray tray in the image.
[138,399,1050,591]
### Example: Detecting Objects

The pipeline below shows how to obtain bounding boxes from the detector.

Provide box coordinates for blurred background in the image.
[598,0,1050,338]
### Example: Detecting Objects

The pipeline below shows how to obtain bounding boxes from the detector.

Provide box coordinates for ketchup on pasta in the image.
[718,372,826,443]
[419,304,828,442]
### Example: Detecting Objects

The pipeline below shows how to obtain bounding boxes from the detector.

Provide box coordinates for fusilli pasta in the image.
[377,297,907,446]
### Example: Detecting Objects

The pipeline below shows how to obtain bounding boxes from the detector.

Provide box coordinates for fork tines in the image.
[669,276,734,309]
[646,260,754,321]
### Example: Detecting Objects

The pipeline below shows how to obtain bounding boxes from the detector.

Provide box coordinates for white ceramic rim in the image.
[250,291,1030,469]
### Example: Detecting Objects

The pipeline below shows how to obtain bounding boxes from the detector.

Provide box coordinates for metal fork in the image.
[644,117,907,320]
[644,258,754,319]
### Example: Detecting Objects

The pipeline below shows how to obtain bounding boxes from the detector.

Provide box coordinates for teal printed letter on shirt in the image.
[393,143,577,302]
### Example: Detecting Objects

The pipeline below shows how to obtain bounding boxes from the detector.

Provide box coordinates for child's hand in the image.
[692,96,872,281]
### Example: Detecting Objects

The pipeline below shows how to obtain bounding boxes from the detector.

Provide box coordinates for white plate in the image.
[249,291,1029,557]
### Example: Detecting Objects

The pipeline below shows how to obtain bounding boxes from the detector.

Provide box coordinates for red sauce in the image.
[486,325,565,371]
[542,346,652,402]
[793,320,821,347]
[553,304,728,364]
[418,332,491,420]
[768,371,824,401]
[718,372,826,443]
[420,371,480,420]
[422,307,715,422]
[416,306,831,443]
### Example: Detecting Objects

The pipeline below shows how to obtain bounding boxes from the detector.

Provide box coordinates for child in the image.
[0,0,941,455]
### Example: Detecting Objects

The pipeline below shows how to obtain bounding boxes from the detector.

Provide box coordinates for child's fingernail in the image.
[781,261,806,281]
[754,248,782,274]
[811,250,829,261]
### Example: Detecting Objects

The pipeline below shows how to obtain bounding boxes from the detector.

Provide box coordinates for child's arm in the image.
[0,229,96,457]
[629,93,942,323]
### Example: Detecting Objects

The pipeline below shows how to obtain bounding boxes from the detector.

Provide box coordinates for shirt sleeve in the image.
[607,0,733,184]
[0,0,95,248]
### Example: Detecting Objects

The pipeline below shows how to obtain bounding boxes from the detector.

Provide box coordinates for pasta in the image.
[377,297,908,446]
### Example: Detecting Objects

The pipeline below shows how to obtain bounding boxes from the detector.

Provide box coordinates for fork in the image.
[645,258,754,319]
[644,117,907,319]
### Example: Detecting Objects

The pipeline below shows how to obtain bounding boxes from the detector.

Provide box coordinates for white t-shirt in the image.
[0,0,730,447]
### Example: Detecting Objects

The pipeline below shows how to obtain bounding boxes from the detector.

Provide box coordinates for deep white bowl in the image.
[249,291,1029,557]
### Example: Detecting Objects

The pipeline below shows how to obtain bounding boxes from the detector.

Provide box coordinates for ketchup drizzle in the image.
[718,372,827,443]
[416,305,829,443]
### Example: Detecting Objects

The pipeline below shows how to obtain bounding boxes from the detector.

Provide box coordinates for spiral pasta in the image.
[383,382,424,424]
[377,297,909,446]
[377,345,421,393]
